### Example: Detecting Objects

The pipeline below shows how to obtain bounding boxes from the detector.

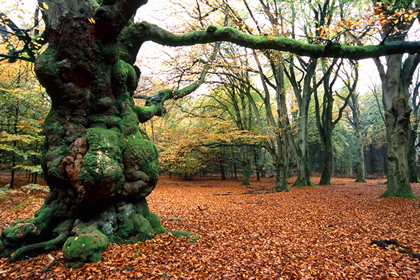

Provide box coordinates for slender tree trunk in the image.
[354,126,366,182]
[220,159,227,180]
[293,113,314,186]
[9,102,19,189]
[408,80,420,183]
[9,164,15,189]
[273,159,289,191]
[254,146,261,181]
[286,58,317,187]
[319,134,333,185]
[241,147,252,185]
[349,93,366,183]
[408,123,418,182]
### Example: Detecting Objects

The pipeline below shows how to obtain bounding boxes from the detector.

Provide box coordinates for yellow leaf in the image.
[41,2,49,10]
[88,17,96,24]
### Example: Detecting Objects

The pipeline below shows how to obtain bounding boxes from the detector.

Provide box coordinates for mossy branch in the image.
[137,21,420,60]
[133,42,220,122]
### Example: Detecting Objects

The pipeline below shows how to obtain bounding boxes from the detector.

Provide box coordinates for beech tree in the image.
[1,0,420,268]
[370,1,419,198]
[314,58,354,185]
[345,84,367,183]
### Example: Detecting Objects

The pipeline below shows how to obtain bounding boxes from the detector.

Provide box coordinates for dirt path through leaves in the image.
[1,176,419,279]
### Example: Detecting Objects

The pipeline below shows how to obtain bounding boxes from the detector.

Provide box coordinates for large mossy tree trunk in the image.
[0,0,170,268]
[273,159,289,191]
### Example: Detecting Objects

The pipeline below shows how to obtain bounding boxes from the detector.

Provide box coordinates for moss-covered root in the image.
[9,219,74,263]
[379,188,419,199]
[111,200,168,243]
[171,230,199,243]
[0,196,69,260]
[292,178,315,187]
[355,179,367,183]
[63,222,109,269]
[62,200,168,268]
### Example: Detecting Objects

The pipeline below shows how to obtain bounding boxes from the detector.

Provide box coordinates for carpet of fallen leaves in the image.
[0,173,419,279]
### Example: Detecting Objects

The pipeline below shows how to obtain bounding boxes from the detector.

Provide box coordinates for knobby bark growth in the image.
[0,0,172,268]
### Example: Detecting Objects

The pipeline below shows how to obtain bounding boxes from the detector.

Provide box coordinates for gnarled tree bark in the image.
[0,0,169,268]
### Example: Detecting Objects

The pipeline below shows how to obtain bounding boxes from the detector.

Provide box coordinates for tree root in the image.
[10,219,74,263]
[1,194,168,268]
[63,221,110,268]
[293,178,315,187]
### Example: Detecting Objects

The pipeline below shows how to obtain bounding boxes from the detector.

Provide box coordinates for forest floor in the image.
[0,172,419,279]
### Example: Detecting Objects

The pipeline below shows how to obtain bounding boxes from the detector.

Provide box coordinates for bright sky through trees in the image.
[7,0,418,94]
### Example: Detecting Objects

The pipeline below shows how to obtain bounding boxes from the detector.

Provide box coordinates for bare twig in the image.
[41,254,56,273]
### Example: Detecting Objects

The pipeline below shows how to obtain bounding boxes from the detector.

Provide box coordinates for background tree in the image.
[371,1,419,198]
[360,85,388,176]
[346,91,367,182]
[0,59,48,187]
[339,62,366,182]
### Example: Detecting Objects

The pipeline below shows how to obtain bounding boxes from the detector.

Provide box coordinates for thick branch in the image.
[138,21,420,60]
[133,42,220,122]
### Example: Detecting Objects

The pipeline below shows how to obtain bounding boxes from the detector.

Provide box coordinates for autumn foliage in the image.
[0,173,419,279]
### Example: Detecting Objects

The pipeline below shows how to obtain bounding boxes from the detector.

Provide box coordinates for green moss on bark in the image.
[79,127,126,188]
[112,60,138,92]
[63,224,109,269]
[293,178,315,187]
[379,188,419,199]
[110,199,167,243]
[117,213,155,241]
[136,200,167,234]
[124,136,159,181]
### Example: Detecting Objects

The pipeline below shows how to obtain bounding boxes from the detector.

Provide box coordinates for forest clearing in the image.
[0,172,419,279]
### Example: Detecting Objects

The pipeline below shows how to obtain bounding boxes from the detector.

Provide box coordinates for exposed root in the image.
[1,192,167,268]
[10,219,73,263]
[63,221,109,268]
